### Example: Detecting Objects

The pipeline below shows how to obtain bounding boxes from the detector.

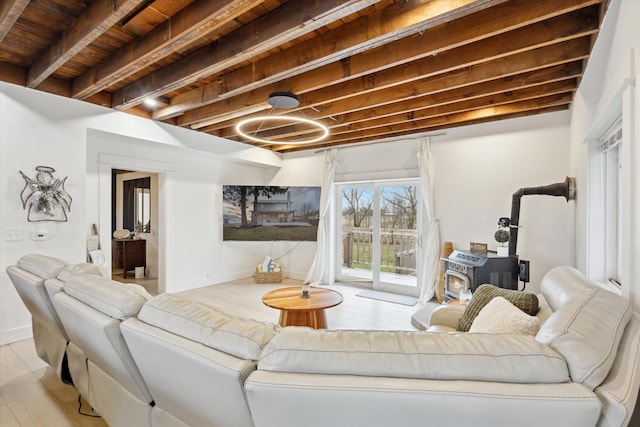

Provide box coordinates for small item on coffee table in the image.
[301,284,311,298]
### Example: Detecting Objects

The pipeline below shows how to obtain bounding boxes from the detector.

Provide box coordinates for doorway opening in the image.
[111,169,159,295]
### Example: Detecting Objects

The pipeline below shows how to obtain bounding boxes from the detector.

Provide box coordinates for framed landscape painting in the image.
[222,185,321,241]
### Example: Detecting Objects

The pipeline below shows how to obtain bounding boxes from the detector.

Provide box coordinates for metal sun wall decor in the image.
[19,166,72,222]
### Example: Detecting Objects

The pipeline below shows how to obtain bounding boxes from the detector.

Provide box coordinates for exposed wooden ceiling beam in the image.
[71,0,265,100]
[276,104,570,153]
[185,10,597,130]
[154,0,508,120]
[328,62,584,130]
[325,81,578,138]
[26,0,148,89]
[219,66,582,140]
[0,0,604,153]
[0,0,29,44]
[269,94,572,151]
[111,0,383,109]
[166,0,598,125]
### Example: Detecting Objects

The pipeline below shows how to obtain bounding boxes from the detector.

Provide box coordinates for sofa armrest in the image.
[428,304,465,330]
[593,313,640,426]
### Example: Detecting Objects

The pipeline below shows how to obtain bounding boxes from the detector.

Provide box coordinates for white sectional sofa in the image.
[7,254,640,427]
[246,266,639,427]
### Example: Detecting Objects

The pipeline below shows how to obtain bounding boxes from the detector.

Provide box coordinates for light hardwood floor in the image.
[0,278,418,426]
[0,340,105,426]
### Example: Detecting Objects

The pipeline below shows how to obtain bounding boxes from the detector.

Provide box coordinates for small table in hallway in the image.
[262,286,343,329]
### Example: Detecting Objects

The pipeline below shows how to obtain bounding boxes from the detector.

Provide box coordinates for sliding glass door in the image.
[337,180,420,296]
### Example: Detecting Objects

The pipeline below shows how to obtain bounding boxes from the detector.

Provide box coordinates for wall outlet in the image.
[4,227,23,241]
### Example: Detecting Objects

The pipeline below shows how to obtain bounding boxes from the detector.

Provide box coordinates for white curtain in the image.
[304,149,338,285]
[417,138,440,303]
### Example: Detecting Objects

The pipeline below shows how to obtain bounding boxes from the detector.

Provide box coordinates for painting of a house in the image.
[223,186,321,241]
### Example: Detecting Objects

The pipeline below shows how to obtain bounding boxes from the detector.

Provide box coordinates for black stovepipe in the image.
[508,177,576,256]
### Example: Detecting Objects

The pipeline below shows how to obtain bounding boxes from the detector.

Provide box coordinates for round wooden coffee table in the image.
[262,286,343,329]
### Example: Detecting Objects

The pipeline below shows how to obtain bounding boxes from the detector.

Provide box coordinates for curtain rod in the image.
[314,132,447,154]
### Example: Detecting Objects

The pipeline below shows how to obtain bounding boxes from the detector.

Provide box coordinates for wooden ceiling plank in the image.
[300,40,589,122]
[156,0,508,120]
[26,0,148,89]
[360,92,573,135]
[0,61,25,85]
[111,0,383,109]
[272,94,572,150]
[327,81,578,137]
[71,0,264,100]
[218,65,582,139]
[0,0,29,44]
[229,80,577,142]
[274,105,569,152]
[331,61,584,128]
[205,38,587,135]
[301,11,596,109]
[161,0,597,123]
[183,11,596,129]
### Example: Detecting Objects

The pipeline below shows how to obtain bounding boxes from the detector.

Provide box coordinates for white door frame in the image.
[97,153,175,294]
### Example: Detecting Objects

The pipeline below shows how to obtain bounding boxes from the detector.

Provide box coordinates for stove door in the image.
[444,270,470,300]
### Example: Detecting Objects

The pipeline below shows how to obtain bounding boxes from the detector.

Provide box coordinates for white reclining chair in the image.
[5,253,92,384]
[52,274,154,427]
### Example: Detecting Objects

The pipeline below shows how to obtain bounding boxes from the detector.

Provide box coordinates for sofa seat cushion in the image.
[259,327,569,383]
[17,253,69,279]
[64,275,151,320]
[470,297,541,335]
[138,293,279,361]
[536,266,632,390]
[458,284,539,332]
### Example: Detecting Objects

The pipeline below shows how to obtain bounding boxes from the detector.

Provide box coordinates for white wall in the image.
[0,83,282,345]
[282,111,572,294]
[569,0,640,308]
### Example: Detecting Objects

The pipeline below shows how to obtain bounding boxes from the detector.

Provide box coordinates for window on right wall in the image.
[587,110,625,294]
[599,118,623,288]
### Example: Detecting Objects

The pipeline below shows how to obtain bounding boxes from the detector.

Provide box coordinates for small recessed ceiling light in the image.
[143,98,157,108]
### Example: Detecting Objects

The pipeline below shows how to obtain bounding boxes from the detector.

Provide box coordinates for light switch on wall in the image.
[4,228,23,241]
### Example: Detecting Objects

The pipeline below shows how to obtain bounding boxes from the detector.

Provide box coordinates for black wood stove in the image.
[443,250,518,300]
[442,177,576,301]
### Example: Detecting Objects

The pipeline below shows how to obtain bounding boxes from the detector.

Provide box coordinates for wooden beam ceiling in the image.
[0,0,606,153]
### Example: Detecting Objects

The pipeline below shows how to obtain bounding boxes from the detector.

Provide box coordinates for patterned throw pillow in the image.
[458,284,539,332]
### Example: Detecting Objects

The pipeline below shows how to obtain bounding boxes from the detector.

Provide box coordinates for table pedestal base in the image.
[280,309,327,329]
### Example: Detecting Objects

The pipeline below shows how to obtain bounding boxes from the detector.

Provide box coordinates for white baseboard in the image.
[0,325,33,346]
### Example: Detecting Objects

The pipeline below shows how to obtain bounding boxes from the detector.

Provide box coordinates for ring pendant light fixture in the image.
[235,92,329,145]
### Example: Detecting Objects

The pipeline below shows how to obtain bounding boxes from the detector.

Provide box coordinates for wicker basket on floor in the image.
[255,271,282,283]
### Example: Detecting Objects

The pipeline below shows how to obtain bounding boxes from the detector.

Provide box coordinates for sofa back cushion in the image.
[64,275,151,320]
[536,266,632,390]
[259,327,569,384]
[17,253,69,279]
[138,293,279,361]
[57,262,106,282]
